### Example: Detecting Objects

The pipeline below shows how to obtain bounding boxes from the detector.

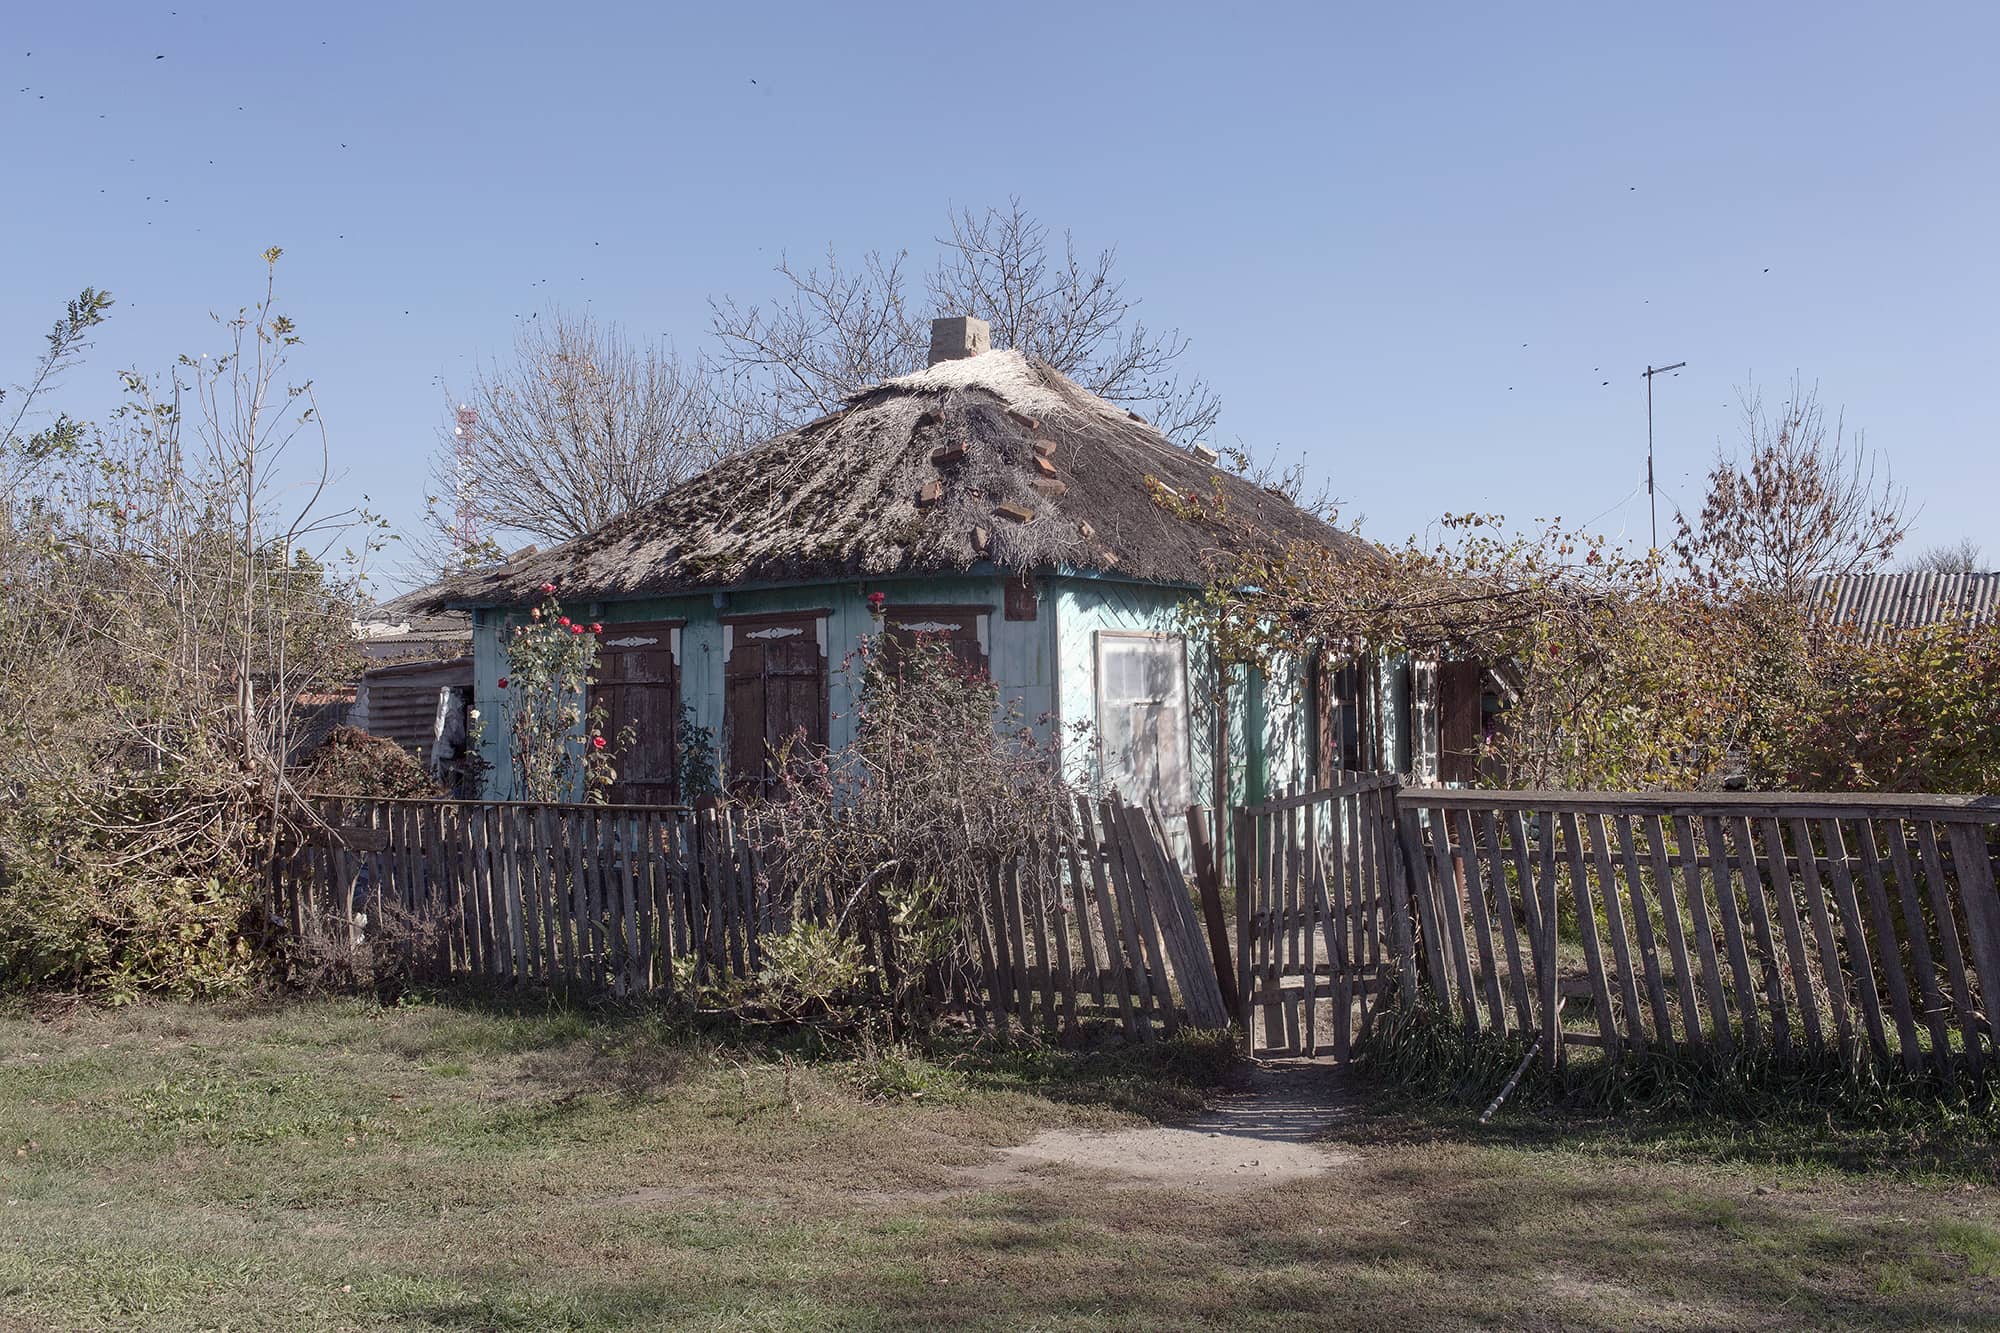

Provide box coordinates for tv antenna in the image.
[451,404,480,568]
[1642,362,1685,550]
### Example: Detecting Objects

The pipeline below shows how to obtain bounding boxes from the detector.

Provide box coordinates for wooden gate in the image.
[1231,773,1407,1058]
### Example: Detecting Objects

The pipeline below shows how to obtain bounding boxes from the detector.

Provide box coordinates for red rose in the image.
[540,583,556,594]
[559,616,571,627]
[592,735,606,750]
[570,624,583,634]
[590,622,602,634]
[496,677,508,689]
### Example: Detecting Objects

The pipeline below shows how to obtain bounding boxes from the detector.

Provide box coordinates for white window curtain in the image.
[1096,632,1193,812]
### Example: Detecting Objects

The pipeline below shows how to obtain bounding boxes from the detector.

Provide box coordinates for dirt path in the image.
[963,1059,1353,1192]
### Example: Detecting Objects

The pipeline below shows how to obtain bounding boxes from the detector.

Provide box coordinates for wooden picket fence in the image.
[1398,791,2000,1074]
[1237,781,2000,1075]
[274,793,1228,1039]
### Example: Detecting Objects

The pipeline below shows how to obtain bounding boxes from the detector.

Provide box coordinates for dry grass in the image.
[2,994,1998,1330]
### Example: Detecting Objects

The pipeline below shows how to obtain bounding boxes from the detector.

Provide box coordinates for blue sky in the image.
[6,2,1996,591]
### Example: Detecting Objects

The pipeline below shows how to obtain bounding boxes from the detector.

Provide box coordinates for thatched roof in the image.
[420,350,1373,610]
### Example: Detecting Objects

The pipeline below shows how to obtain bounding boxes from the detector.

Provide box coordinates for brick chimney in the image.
[928,315,991,366]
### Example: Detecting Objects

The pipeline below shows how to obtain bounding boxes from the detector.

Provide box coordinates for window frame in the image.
[1092,629,1195,812]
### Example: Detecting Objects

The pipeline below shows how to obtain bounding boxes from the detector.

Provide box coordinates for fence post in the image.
[1231,805,1254,1055]
[1187,806,1242,1020]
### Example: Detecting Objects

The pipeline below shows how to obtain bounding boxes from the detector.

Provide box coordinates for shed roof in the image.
[1808,571,2000,641]
[417,351,1372,610]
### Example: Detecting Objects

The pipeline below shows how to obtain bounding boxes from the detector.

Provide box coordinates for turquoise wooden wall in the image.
[471,574,1053,799]
[467,571,1395,808]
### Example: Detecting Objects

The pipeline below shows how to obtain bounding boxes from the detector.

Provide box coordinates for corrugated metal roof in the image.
[1808,572,2000,641]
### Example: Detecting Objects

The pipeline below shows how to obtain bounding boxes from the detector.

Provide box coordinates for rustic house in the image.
[418,317,1430,815]
[350,594,476,787]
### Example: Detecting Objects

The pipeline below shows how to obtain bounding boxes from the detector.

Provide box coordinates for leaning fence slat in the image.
[1587,814,1648,1050]
[971,860,1008,1042]
[1853,819,1921,1072]
[1422,807,1479,1036]
[1324,793,1355,1057]
[1398,806,1453,1006]
[1703,815,1762,1050]
[1945,823,2000,1067]
[1002,856,1035,1025]
[1479,810,1534,1036]
[1559,811,1622,1057]
[1061,820,1105,1008]
[1300,806,1321,1053]
[1085,798,1142,1040]
[1452,808,1508,1038]
[1109,801,1180,1037]
[1644,815,1702,1050]
[1757,817,1824,1052]
[1023,855,1059,1036]
[1884,819,1950,1072]
[620,813,643,997]
[1255,807,1282,1048]
[1282,799,1303,1052]
[1103,805,1161,1035]
[1145,805,1229,1031]
[1046,839,1080,1038]
[1505,811,1547,1031]
[1673,815,1733,1050]
[1612,814,1674,1049]
[1918,822,1981,1069]
[1318,810,1352,1061]
[1535,819,1562,1069]
[1729,815,1792,1055]
[1786,816,1852,1057]
[1820,818,1890,1064]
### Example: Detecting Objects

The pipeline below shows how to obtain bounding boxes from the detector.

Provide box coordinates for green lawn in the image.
[2,994,1998,1330]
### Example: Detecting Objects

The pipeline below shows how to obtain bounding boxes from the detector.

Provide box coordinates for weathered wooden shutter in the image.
[595,623,682,805]
[723,613,828,795]
[1437,658,1484,785]
[881,605,990,677]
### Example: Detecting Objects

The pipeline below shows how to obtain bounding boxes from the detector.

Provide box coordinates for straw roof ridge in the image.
[421,350,1372,610]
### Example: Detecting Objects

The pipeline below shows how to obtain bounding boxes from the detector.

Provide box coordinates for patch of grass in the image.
[2,995,1997,1330]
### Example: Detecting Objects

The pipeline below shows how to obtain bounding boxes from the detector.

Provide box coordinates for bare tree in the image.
[1904,538,1988,575]
[709,198,1222,445]
[425,309,732,562]
[1676,377,1908,600]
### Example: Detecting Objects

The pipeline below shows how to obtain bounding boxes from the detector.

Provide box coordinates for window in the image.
[1312,652,1382,781]
[879,605,990,678]
[1095,632,1192,812]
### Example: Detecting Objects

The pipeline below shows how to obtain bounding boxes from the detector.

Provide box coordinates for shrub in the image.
[1778,618,2000,793]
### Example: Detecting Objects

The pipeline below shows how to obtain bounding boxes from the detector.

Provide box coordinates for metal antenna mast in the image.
[1642,362,1685,550]
[451,404,479,568]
